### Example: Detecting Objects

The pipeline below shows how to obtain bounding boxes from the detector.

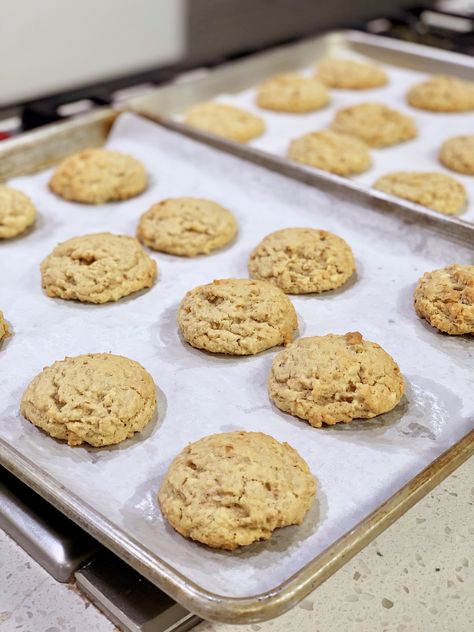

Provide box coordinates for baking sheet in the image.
[0,112,473,602]
[173,49,474,223]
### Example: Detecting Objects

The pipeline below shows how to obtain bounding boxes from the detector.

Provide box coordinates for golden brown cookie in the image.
[184,102,265,142]
[288,130,371,175]
[269,332,404,427]
[248,228,355,294]
[0,185,36,239]
[256,74,330,113]
[439,135,474,175]
[373,171,467,215]
[49,148,148,204]
[407,75,474,112]
[158,431,316,550]
[137,197,237,256]
[414,264,474,335]
[41,232,157,304]
[331,103,417,148]
[20,353,157,447]
[315,58,388,90]
[178,278,297,355]
[0,311,9,344]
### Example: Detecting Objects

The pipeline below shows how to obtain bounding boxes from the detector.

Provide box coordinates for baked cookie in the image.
[0,311,9,343]
[257,74,330,113]
[41,232,157,304]
[414,264,474,335]
[0,185,36,239]
[373,171,467,216]
[184,102,265,143]
[178,278,297,355]
[315,58,388,90]
[439,135,474,175]
[137,197,237,256]
[288,130,371,176]
[407,75,474,112]
[331,103,417,148]
[49,148,147,204]
[158,431,316,550]
[248,228,355,294]
[20,353,157,447]
[269,332,404,427]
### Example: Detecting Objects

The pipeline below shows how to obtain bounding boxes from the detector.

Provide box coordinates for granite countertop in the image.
[0,457,472,632]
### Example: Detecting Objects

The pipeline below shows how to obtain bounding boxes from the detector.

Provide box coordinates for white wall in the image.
[0,0,185,106]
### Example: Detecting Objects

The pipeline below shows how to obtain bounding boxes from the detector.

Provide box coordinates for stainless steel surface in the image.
[76,552,200,632]
[0,465,98,582]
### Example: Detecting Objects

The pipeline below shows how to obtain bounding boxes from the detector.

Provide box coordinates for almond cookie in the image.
[178,278,297,355]
[315,58,388,90]
[184,102,265,143]
[407,75,474,112]
[158,431,316,550]
[0,311,9,344]
[137,197,237,256]
[288,130,371,175]
[269,332,404,427]
[0,185,36,239]
[439,135,474,175]
[373,171,467,216]
[20,353,157,447]
[414,264,474,335]
[41,232,157,304]
[257,74,330,113]
[331,103,417,148]
[49,148,147,204]
[248,228,355,294]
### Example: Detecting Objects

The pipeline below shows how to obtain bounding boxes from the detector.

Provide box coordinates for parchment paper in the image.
[0,113,472,599]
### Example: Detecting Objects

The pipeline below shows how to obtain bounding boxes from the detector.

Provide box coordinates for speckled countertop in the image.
[0,457,472,632]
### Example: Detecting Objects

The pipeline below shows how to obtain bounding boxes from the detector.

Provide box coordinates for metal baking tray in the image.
[0,110,473,625]
[127,30,474,226]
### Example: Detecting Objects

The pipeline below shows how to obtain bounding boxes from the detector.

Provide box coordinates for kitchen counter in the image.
[0,457,472,632]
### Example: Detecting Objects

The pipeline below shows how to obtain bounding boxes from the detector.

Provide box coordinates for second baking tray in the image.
[0,112,473,624]
[128,30,474,226]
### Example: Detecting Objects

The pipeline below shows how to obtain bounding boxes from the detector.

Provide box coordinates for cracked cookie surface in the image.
[0,185,36,239]
[137,197,237,256]
[248,228,355,294]
[49,148,147,204]
[373,171,467,215]
[439,135,474,175]
[0,311,9,344]
[331,103,417,148]
[20,353,157,447]
[268,332,404,427]
[414,264,474,335]
[288,130,371,175]
[184,102,265,143]
[257,74,329,113]
[178,278,297,355]
[41,232,157,304]
[158,431,316,550]
[407,75,474,112]
[315,58,388,89]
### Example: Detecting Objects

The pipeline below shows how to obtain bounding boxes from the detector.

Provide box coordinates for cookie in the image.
[407,75,474,112]
[158,431,316,550]
[0,185,36,239]
[373,171,467,216]
[315,58,388,90]
[184,102,265,143]
[269,332,404,427]
[288,130,371,176]
[137,197,237,256]
[331,103,417,148]
[0,311,9,343]
[177,278,297,355]
[41,232,157,304]
[248,228,355,294]
[49,148,147,204]
[20,353,157,447]
[439,135,474,175]
[256,74,330,113]
[414,264,474,335]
